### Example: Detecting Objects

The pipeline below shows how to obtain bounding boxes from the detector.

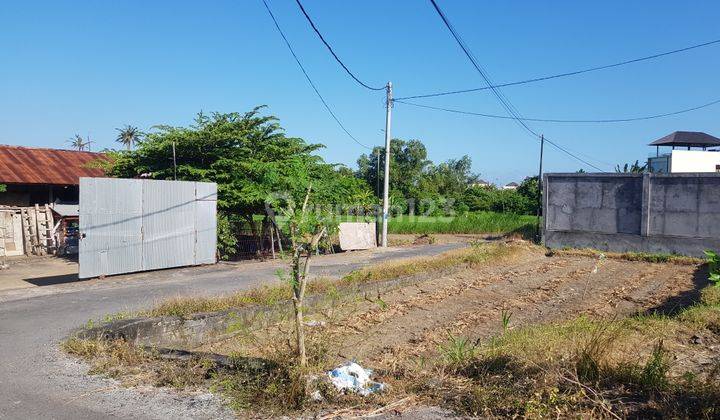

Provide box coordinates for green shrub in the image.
[704,250,720,286]
[216,212,237,260]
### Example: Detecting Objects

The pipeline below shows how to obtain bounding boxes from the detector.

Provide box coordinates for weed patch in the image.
[144,243,521,319]
[548,248,703,265]
[420,298,720,418]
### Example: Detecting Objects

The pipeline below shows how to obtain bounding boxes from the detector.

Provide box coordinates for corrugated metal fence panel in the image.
[79,178,217,279]
[194,198,217,264]
[195,181,218,201]
[142,180,196,272]
[79,178,143,278]
[194,182,217,265]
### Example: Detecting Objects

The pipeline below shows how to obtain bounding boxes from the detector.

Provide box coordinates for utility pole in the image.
[172,141,178,180]
[536,134,544,242]
[375,148,380,197]
[381,82,392,247]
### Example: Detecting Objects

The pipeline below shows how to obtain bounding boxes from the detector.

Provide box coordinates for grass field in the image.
[386,212,537,235]
[257,211,537,236]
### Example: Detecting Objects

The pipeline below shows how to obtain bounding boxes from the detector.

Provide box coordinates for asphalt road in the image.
[0,243,464,419]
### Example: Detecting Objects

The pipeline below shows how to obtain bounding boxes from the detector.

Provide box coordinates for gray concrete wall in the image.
[543,173,720,257]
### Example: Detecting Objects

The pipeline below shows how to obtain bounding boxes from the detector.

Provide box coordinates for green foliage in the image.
[0,184,5,193]
[615,160,647,173]
[387,212,535,236]
[356,139,478,212]
[105,108,372,257]
[704,250,720,286]
[115,125,142,151]
[440,334,478,369]
[501,310,512,333]
[638,341,670,390]
[216,212,238,260]
[460,177,539,215]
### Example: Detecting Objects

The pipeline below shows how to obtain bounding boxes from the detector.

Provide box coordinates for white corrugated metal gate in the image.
[79,178,217,279]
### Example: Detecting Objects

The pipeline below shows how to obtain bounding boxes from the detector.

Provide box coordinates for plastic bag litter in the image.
[327,361,386,396]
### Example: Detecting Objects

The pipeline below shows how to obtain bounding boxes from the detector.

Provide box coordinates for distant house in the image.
[647,131,720,173]
[503,182,519,190]
[471,179,492,188]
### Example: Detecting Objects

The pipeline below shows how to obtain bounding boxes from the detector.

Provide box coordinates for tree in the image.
[0,184,5,193]
[615,160,647,173]
[356,139,431,202]
[105,108,372,257]
[116,125,142,151]
[355,139,479,214]
[270,184,337,367]
[67,134,92,151]
[517,176,540,214]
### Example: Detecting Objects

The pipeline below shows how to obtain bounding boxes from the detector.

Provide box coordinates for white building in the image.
[647,131,720,173]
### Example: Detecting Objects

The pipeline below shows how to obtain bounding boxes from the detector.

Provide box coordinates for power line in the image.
[427,0,605,172]
[394,97,720,123]
[294,0,385,91]
[261,0,373,150]
[396,38,720,100]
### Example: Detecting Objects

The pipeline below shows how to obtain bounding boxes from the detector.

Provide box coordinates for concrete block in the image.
[339,222,377,250]
[575,180,602,208]
[699,182,720,213]
[657,211,698,238]
[698,213,720,238]
[547,204,572,231]
[662,180,698,212]
[588,208,617,233]
[617,207,641,234]
[547,178,576,206]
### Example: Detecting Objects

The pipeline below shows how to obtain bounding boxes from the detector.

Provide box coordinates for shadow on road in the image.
[23,273,80,287]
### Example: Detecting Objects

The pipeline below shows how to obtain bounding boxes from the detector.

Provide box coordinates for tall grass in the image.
[387,212,536,235]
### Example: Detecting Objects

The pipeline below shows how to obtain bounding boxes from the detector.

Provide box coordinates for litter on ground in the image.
[327,361,386,396]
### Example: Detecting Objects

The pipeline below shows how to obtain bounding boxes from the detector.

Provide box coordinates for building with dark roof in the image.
[0,145,108,206]
[647,132,720,173]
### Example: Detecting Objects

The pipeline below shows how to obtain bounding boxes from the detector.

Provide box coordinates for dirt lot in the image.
[200,242,705,366]
[66,241,719,418]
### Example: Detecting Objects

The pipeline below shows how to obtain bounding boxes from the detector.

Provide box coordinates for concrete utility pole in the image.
[536,134,544,242]
[381,82,393,247]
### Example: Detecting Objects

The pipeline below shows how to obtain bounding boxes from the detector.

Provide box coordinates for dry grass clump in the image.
[414,301,720,418]
[548,248,703,265]
[62,338,215,388]
[700,285,720,306]
[343,242,524,284]
[144,242,523,319]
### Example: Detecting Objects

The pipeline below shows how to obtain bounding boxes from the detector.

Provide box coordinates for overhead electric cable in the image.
[261,0,373,150]
[294,0,385,91]
[394,97,720,123]
[396,37,720,100]
[427,0,605,172]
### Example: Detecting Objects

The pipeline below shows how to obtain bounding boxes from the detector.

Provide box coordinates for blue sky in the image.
[1,1,719,185]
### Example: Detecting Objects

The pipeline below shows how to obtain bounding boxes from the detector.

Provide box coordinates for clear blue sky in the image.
[2,1,719,185]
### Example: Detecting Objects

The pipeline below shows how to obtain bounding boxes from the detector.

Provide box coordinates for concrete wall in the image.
[543,173,720,257]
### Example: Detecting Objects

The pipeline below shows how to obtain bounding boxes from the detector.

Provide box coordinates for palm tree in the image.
[116,125,141,151]
[67,134,92,151]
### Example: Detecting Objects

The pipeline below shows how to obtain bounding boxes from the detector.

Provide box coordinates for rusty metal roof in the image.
[0,145,108,185]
